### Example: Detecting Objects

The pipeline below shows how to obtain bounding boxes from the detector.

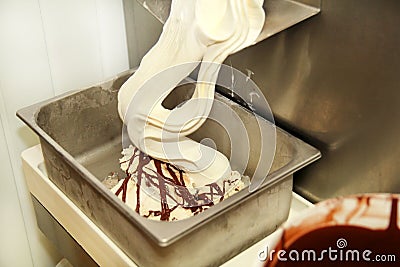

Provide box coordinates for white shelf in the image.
[22,145,312,267]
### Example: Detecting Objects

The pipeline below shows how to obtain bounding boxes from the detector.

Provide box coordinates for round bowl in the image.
[258,194,400,266]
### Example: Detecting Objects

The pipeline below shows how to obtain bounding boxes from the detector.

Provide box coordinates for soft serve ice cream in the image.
[114,0,265,220]
[108,145,250,221]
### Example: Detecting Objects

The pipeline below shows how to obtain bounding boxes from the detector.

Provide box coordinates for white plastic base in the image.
[22,145,313,267]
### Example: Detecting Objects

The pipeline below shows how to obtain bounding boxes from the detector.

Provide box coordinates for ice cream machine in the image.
[123,0,400,202]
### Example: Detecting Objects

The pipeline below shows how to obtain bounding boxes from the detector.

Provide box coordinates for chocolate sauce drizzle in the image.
[115,147,233,221]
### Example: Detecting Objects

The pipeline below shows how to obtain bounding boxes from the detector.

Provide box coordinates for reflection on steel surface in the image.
[229,0,400,201]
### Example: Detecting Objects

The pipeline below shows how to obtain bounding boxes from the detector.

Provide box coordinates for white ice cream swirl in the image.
[118,0,265,186]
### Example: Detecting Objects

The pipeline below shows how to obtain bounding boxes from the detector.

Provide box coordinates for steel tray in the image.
[17,70,320,267]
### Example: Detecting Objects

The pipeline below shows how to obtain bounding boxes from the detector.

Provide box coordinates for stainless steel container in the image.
[17,70,320,267]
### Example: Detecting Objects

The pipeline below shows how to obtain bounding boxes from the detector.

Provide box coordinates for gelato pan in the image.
[17,70,320,267]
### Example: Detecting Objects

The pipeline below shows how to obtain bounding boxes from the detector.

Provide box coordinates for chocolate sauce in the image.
[115,147,139,204]
[115,146,232,221]
[134,151,151,212]
[265,197,400,267]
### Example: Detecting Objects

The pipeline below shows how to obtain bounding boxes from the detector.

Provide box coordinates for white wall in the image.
[0,1,129,266]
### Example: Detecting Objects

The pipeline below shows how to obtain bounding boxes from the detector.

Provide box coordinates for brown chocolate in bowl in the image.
[265,196,400,267]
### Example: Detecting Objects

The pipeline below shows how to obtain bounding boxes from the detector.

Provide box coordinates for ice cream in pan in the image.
[110,0,266,221]
[107,145,250,221]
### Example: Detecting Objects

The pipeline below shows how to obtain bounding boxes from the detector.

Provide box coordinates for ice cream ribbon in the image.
[118,0,265,185]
